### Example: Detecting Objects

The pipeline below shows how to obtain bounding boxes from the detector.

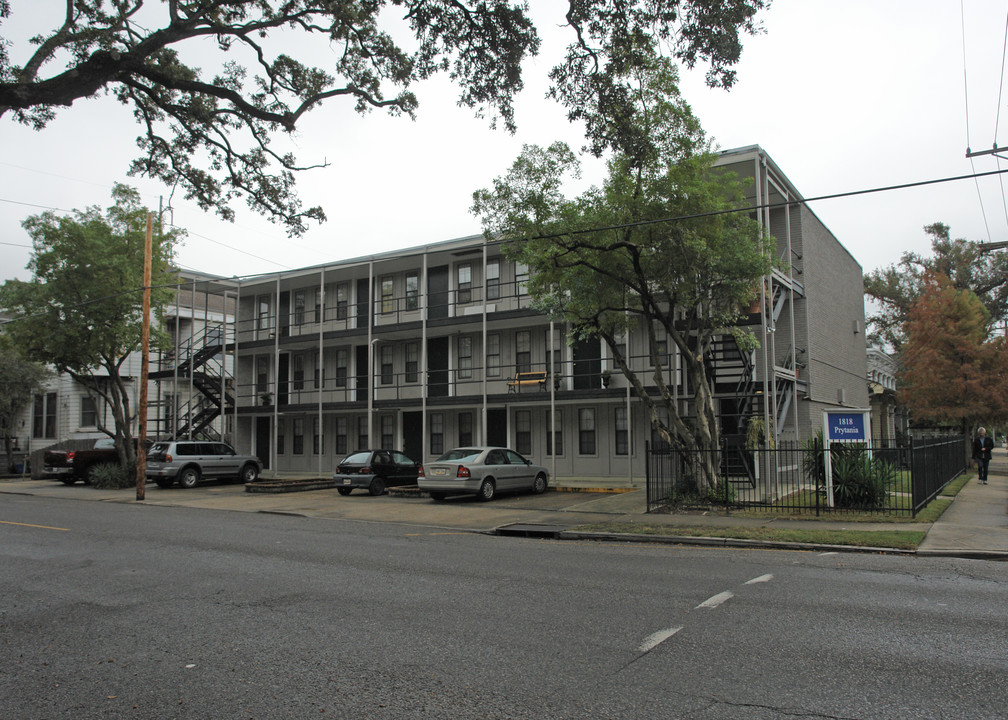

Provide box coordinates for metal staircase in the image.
[149,323,234,441]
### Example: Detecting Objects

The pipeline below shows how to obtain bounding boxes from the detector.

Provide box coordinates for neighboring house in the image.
[193,146,868,482]
[10,271,235,476]
[867,346,907,445]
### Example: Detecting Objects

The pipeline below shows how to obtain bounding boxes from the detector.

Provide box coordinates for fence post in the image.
[814,435,821,517]
[909,436,916,518]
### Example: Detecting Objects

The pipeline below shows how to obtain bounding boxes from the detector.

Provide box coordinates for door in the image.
[279,291,290,337]
[487,408,507,447]
[278,353,290,405]
[427,337,449,398]
[573,338,601,390]
[506,448,535,488]
[255,417,271,469]
[428,265,449,320]
[356,278,370,330]
[403,411,423,462]
[355,345,369,402]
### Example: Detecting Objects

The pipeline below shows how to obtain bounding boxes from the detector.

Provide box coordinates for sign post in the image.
[822,409,871,508]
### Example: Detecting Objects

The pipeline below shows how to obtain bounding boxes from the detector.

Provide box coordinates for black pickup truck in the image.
[43,437,139,484]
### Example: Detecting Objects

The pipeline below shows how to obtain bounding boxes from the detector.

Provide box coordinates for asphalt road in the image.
[2,494,1006,719]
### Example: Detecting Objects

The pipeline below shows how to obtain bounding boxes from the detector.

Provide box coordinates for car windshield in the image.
[436,448,482,462]
[340,452,372,465]
[94,438,116,449]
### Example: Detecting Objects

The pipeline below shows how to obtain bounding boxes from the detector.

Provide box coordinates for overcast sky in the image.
[2,1,1007,284]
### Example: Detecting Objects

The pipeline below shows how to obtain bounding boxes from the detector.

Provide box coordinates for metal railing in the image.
[646,435,967,517]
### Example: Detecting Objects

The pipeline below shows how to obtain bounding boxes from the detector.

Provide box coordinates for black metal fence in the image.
[645,435,968,517]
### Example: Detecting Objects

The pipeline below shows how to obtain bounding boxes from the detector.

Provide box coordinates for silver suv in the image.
[146,441,261,488]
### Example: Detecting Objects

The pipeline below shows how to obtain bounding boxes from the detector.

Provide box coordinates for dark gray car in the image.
[146,441,261,488]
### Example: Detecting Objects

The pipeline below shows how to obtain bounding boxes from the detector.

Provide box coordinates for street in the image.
[2,494,1006,719]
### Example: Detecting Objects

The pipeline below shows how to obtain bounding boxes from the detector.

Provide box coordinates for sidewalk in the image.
[2,449,1006,560]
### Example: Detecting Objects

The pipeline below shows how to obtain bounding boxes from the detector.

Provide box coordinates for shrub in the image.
[829,447,893,509]
[89,462,135,489]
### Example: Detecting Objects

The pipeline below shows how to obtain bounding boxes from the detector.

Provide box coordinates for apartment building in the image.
[221,147,869,482]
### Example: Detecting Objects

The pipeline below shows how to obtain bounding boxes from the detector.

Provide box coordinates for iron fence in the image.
[645,435,967,517]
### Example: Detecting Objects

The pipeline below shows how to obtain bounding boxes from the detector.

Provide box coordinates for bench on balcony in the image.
[507,370,548,393]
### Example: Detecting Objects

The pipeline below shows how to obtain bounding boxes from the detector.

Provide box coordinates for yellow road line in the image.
[0,520,70,532]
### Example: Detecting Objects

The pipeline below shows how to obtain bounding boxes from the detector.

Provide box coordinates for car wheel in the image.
[240,463,259,483]
[478,478,496,501]
[179,467,200,489]
[532,472,548,494]
[368,477,386,496]
[155,478,174,489]
[60,477,78,485]
[429,491,446,502]
[337,487,353,496]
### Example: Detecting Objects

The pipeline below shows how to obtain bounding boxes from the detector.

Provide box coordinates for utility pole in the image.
[136,212,153,501]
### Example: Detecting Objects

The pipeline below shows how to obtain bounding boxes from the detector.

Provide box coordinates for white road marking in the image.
[745,574,773,585]
[819,551,838,557]
[638,626,683,652]
[696,591,734,609]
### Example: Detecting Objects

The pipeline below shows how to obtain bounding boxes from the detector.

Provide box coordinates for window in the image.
[515,261,529,296]
[430,413,444,456]
[653,337,667,367]
[458,412,473,446]
[293,417,305,455]
[578,408,596,455]
[277,419,285,455]
[293,289,306,325]
[313,416,322,454]
[80,396,98,427]
[357,417,368,451]
[546,409,562,456]
[405,342,419,383]
[32,392,56,438]
[516,331,531,374]
[381,345,393,385]
[405,272,419,311]
[458,336,473,379]
[515,410,531,455]
[335,417,348,455]
[381,276,394,314]
[486,333,500,377]
[293,355,305,391]
[615,406,629,455]
[256,294,271,335]
[486,260,500,300]
[256,356,269,393]
[314,288,322,323]
[457,264,472,304]
[314,352,323,389]
[381,415,394,450]
[335,349,348,387]
[336,283,348,320]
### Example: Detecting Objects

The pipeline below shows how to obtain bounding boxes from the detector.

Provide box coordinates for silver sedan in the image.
[418,446,549,501]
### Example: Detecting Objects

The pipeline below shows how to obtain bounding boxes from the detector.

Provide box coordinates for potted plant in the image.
[260,391,273,406]
[601,369,612,388]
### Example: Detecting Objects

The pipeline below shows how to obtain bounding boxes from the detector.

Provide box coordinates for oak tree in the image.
[0,185,179,471]
[472,51,772,494]
[0,0,767,236]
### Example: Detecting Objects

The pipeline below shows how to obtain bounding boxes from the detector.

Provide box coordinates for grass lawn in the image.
[572,522,927,550]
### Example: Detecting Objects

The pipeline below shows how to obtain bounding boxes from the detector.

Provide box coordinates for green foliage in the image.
[802,432,893,509]
[0,185,179,469]
[0,1,767,236]
[0,336,51,460]
[473,48,773,493]
[88,462,134,490]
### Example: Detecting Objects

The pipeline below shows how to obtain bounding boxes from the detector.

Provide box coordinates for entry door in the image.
[573,338,601,390]
[428,265,449,320]
[255,417,271,469]
[356,278,370,330]
[277,353,290,405]
[427,337,449,397]
[355,345,369,402]
[403,411,423,462]
[487,408,507,447]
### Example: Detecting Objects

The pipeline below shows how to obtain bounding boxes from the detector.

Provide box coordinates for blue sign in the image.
[826,412,866,441]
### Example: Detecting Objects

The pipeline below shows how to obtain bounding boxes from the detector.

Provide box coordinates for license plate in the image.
[432,468,448,476]
[342,478,351,485]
